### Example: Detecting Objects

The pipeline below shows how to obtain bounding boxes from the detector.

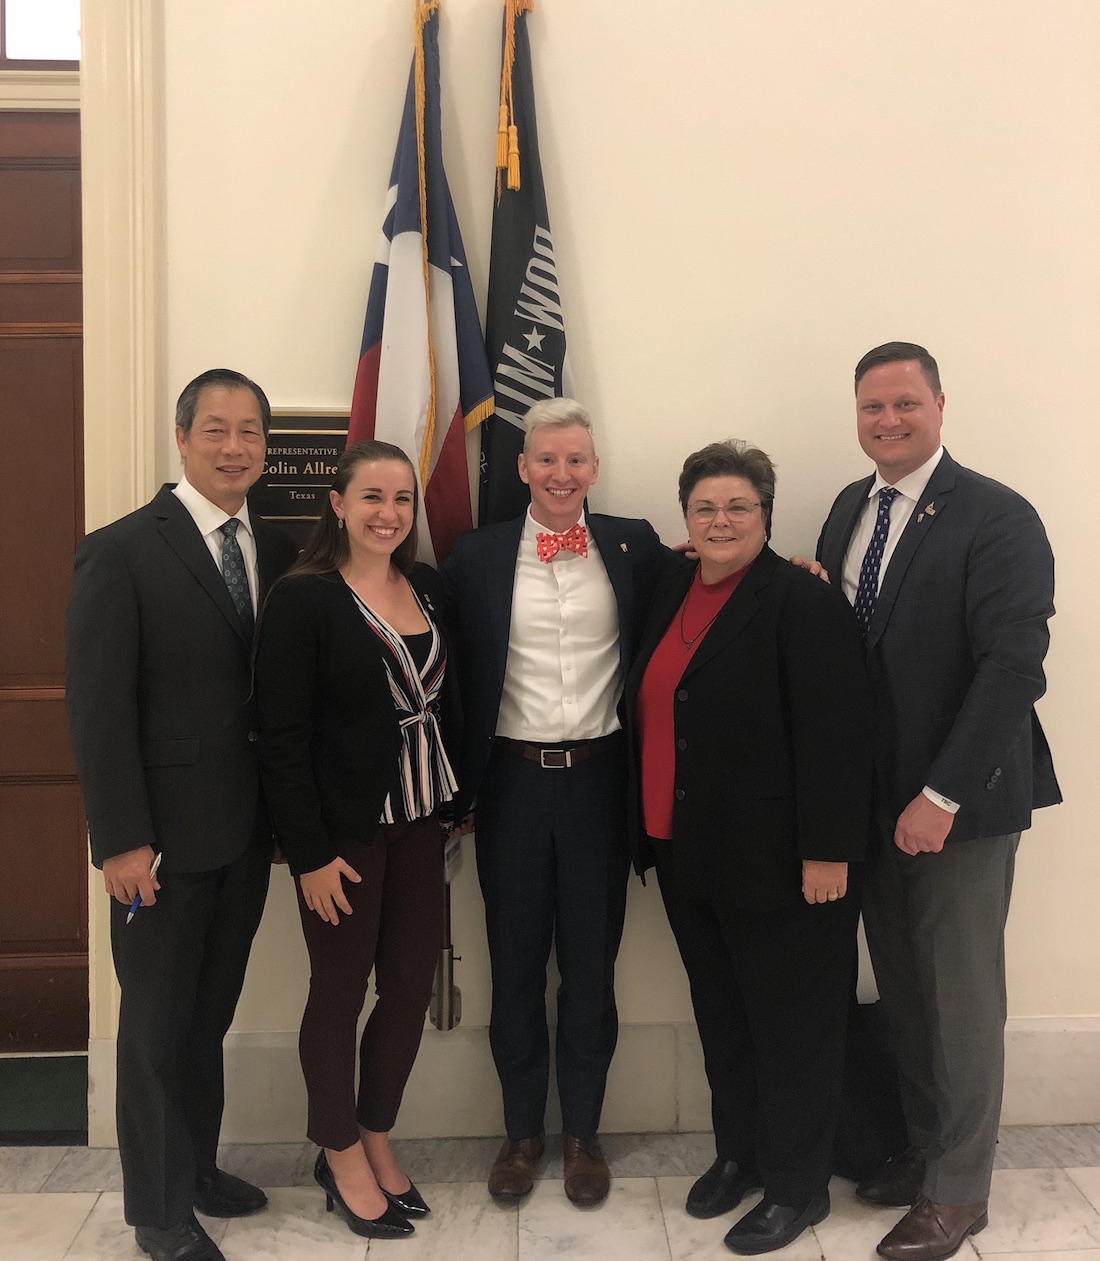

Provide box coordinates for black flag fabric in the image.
[478,0,572,526]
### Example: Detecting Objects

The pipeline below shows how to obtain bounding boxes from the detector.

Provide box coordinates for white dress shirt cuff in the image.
[922,786,960,814]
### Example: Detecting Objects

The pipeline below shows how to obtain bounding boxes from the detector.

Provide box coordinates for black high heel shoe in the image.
[382,1182,430,1217]
[313,1150,414,1238]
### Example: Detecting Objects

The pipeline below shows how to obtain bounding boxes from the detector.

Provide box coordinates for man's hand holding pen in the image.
[103,843,161,911]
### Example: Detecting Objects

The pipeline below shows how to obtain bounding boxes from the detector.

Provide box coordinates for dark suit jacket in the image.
[625,547,875,909]
[816,449,1061,841]
[254,564,461,877]
[65,485,299,873]
[437,511,674,816]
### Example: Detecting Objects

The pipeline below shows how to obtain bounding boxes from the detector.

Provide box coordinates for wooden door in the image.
[0,110,86,1051]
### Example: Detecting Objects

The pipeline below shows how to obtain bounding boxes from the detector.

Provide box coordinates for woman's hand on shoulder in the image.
[801,859,847,904]
[299,857,362,925]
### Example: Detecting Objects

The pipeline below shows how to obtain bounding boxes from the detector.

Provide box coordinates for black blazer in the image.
[625,547,875,909]
[65,485,299,873]
[437,511,675,816]
[254,564,461,876]
[816,450,1061,840]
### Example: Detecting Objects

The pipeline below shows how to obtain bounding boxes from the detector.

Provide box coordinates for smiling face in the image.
[175,385,266,513]
[330,458,416,565]
[518,423,599,533]
[684,475,767,580]
[856,359,945,483]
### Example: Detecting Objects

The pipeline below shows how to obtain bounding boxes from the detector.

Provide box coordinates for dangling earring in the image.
[337,518,344,530]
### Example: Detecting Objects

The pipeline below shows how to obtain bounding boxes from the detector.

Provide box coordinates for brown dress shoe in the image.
[876,1196,988,1261]
[857,1147,927,1207]
[488,1135,545,1199]
[562,1134,610,1205]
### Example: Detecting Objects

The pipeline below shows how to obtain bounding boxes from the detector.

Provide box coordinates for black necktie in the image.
[218,518,254,635]
[853,487,900,635]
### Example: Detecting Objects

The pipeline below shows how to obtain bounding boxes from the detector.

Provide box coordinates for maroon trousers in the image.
[296,816,444,1149]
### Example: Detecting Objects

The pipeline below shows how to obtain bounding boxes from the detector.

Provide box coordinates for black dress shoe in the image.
[382,1181,430,1217]
[857,1147,927,1208]
[314,1150,414,1238]
[193,1169,268,1218]
[135,1215,224,1261]
[724,1192,830,1255]
[686,1157,763,1219]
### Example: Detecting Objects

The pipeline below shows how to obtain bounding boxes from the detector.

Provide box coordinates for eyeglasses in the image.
[686,500,761,524]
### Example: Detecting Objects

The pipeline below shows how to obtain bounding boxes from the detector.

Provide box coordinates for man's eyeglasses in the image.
[686,500,761,524]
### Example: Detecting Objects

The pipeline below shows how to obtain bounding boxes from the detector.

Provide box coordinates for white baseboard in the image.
[87,1019,1100,1147]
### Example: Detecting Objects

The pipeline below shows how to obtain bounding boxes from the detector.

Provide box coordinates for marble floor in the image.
[3,1128,1100,1260]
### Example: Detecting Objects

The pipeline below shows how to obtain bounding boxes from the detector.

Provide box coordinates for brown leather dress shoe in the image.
[487,1135,545,1199]
[562,1134,610,1205]
[876,1196,988,1261]
[857,1147,927,1207]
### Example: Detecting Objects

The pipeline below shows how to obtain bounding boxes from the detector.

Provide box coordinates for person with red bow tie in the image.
[439,399,675,1206]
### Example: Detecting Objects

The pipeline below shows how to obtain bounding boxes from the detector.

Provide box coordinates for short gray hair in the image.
[522,398,595,455]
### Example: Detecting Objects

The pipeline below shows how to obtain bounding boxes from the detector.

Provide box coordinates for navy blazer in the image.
[254,564,461,877]
[625,547,875,908]
[437,511,675,816]
[65,485,299,872]
[816,449,1061,841]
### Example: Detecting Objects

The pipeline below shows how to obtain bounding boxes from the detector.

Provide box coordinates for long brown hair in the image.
[286,440,420,579]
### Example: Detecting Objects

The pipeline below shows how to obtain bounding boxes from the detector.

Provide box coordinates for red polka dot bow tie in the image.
[535,523,588,562]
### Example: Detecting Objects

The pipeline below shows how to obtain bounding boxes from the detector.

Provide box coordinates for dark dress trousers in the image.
[254,566,460,1149]
[816,450,1060,1203]
[65,485,298,1229]
[625,547,875,1204]
[438,512,671,1141]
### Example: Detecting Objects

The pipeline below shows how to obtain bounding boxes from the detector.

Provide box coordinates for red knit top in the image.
[635,565,748,840]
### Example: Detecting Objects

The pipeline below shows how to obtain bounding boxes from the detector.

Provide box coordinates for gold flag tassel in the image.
[497,0,535,198]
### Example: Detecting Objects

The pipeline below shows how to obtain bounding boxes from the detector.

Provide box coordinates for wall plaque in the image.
[248,410,348,547]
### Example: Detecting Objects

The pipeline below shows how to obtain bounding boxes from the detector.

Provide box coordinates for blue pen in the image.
[126,851,163,924]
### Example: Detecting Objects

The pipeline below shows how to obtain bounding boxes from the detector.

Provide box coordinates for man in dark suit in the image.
[439,399,671,1206]
[66,369,298,1261]
[815,343,1060,1261]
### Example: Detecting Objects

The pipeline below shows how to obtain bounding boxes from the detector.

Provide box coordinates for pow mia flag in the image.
[479,0,573,526]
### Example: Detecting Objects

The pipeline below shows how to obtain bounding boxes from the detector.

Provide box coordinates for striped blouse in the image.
[348,587,458,824]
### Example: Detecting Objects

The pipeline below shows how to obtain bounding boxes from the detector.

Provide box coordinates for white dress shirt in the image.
[172,475,259,615]
[495,510,622,742]
[840,446,958,813]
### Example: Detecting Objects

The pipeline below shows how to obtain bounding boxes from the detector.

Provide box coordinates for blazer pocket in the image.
[141,738,200,767]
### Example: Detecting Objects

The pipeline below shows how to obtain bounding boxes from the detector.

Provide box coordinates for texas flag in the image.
[347,2,493,563]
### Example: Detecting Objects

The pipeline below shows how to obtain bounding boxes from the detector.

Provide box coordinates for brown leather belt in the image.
[494,732,622,769]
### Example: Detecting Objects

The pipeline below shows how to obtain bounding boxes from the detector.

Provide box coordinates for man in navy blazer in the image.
[439,399,671,1205]
[66,370,298,1261]
[815,343,1060,1261]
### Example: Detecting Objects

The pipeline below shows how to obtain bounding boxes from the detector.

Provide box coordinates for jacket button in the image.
[676,738,687,751]
[248,731,258,742]
[674,789,685,801]
[676,689,688,702]
[986,780,996,790]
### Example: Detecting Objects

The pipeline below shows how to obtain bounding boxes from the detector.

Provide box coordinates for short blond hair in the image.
[522,398,595,455]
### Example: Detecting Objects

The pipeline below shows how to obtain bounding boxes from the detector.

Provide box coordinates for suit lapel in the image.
[681,548,776,681]
[253,518,286,602]
[154,486,249,641]
[866,452,959,649]
[626,562,695,705]
[484,516,525,690]
[822,476,874,579]
[588,515,635,670]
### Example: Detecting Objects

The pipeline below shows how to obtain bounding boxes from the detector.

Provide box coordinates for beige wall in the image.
[82,0,1099,1137]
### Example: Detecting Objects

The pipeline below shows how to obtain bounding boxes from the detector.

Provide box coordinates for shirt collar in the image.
[173,474,254,538]
[522,506,589,541]
[868,445,944,504]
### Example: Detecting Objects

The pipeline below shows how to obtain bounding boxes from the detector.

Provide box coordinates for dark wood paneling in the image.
[0,168,81,270]
[0,112,80,160]
[0,783,86,949]
[0,275,81,324]
[0,694,75,777]
[0,961,88,1053]
[0,338,82,687]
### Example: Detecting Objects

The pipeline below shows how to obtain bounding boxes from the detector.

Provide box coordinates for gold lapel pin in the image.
[620,543,628,552]
[917,502,936,523]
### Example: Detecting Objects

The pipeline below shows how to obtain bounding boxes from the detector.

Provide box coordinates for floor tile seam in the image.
[58,1189,102,1260]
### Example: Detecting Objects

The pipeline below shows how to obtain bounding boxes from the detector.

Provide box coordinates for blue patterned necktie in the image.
[218,518,254,635]
[853,487,900,635]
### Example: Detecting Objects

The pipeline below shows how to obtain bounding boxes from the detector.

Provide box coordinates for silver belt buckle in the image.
[540,747,571,769]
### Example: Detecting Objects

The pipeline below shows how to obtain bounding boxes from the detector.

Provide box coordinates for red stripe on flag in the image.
[423,400,473,562]
[347,343,382,446]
